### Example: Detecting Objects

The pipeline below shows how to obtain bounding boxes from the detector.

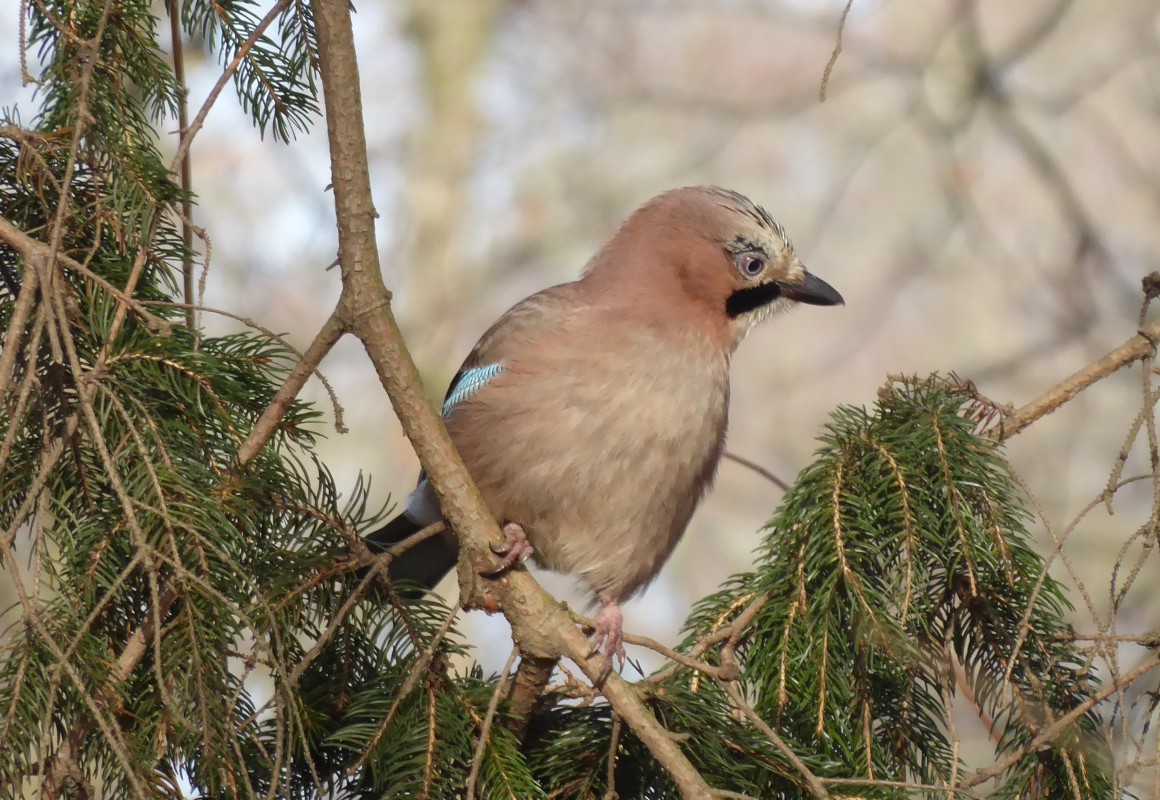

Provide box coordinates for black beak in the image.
[777,272,844,306]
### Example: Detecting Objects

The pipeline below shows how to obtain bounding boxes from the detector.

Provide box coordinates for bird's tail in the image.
[361,513,458,594]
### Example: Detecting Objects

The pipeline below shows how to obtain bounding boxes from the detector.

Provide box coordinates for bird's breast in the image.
[447,330,730,600]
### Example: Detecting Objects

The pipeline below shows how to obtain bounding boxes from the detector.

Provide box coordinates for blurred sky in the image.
[3,0,1160,766]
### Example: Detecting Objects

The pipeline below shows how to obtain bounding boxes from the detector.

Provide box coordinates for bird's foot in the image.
[590,595,626,670]
[485,522,534,575]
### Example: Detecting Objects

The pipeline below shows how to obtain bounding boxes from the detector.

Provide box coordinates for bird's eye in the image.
[735,252,766,278]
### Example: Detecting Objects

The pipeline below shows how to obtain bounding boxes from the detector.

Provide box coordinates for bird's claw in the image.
[485,522,534,575]
[590,596,626,670]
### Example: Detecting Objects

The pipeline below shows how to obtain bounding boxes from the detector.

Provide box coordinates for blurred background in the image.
[4,0,1160,778]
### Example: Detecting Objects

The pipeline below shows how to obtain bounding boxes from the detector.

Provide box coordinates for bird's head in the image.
[585,186,843,348]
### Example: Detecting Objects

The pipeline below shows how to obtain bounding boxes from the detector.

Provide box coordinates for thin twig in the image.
[167,0,196,329]
[722,682,830,799]
[651,592,769,686]
[233,309,346,464]
[144,300,346,433]
[0,229,41,403]
[819,0,855,101]
[961,656,1160,789]
[569,614,732,681]
[820,776,982,798]
[604,713,623,800]
[168,0,292,175]
[722,451,790,492]
[346,605,460,777]
[990,318,1160,441]
[466,647,519,800]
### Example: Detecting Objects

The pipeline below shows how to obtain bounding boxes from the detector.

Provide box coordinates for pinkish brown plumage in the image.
[365,186,843,663]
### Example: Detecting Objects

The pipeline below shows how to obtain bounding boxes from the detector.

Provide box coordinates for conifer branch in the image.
[168,0,291,175]
[0,216,171,336]
[233,309,345,465]
[961,655,1160,789]
[723,681,831,799]
[466,646,519,800]
[143,299,346,432]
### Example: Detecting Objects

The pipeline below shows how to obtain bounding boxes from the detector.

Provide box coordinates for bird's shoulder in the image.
[441,282,582,413]
[467,282,581,365]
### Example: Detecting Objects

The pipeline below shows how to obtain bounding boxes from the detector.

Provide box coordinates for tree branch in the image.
[0,216,172,336]
[990,316,1160,441]
[504,653,558,741]
[168,0,291,175]
[306,1,716,796]
[722,681,830,799]
[233,308,345,464]
[960,655,1160,789]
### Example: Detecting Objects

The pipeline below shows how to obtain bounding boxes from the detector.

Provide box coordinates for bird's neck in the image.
[593,285,737,357]
[579,270,739,356]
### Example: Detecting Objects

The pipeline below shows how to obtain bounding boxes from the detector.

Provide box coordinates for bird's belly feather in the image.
[448,348,729,601]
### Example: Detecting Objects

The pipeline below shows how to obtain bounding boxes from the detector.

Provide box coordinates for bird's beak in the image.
[777,272,844,306]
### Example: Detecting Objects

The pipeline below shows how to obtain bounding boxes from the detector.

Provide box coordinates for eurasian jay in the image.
[367,185,842,662]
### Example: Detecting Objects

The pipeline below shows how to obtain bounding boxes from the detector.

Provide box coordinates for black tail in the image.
[362,513,458,593]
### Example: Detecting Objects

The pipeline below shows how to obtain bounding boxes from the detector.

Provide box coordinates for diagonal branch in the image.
[305,1,716,796]
[168,0,291,175]
[0,216,172,336]
[722,680,830,799]
[960,655,1160,789]
[989,315,1160,441]
[233,308,345,464]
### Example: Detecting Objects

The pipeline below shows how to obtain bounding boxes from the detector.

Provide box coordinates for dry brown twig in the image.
[465,646,519,800]
[167,0,292,176]
[649,591,769,687]
[544,660,602,705]
[987,314,1160,442]
[819,0,855,102]
[722,451,790,492]
[167,0,195,329]
[604,713,623,800]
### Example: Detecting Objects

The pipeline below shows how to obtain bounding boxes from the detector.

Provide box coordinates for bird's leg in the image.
[485,521,535,575]
[590,594,626,669]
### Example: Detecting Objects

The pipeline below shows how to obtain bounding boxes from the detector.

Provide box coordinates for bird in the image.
[365,185,842,663]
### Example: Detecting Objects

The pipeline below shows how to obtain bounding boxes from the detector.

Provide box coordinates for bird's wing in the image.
[440,282,578,418]
[407,282,580,500]
[389,284,580,585]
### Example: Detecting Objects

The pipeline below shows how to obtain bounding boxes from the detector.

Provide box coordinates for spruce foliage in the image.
[671,378,1111,798]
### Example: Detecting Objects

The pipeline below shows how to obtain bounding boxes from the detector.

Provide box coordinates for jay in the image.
[367,185,842,662]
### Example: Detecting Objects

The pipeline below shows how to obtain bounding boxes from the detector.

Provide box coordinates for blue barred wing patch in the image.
[442,363,504,415]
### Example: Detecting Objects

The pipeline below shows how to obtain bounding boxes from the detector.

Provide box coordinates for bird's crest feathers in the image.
[703,186,793,252]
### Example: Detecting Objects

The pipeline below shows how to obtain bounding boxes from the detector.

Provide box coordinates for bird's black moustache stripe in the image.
[726,282,781,318]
